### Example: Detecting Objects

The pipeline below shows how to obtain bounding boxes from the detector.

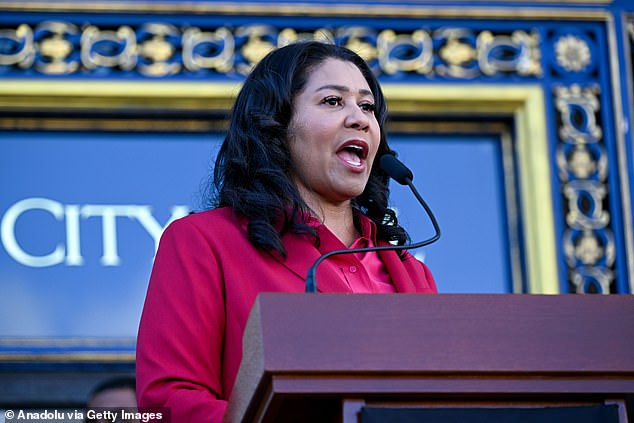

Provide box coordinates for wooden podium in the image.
[225,293,634,422]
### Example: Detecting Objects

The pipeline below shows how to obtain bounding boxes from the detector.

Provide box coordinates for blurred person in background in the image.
[86,376,137,422]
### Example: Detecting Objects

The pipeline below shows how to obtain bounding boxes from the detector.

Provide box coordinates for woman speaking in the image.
[136,41,437,422]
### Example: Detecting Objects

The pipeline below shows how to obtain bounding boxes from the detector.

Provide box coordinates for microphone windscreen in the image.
[380,154,413,185]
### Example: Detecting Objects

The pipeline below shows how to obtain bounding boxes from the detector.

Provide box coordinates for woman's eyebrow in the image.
[315,84,374,98]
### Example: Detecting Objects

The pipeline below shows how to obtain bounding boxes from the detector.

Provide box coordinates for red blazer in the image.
[136,207,436,422]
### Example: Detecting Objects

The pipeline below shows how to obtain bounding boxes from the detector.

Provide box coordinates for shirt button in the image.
[349,265,357,273]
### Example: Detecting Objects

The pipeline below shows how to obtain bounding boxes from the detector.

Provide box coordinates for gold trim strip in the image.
[0,337,135,347]
[0,118,226,132]
[0,1,611,20]
[514,87,559,294]
[384,84,559,294]
[0,80,239,111]
[387,121,510,134]
[608,15,634,292]
[0,338,136,362]
[0,353,135,362]
[501,131,525,294]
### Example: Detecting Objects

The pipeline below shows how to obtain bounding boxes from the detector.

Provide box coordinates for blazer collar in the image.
[271,228,352,293]
[377,247,418,293]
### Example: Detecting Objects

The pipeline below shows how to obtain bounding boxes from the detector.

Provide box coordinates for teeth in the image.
[346,155,361,165]
[338,145,364,166]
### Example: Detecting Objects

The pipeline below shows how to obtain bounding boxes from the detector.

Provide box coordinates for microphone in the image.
[379,153,413,185]
[304,153,441,293]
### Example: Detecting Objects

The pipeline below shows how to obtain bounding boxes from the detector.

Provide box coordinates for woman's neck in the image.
[323,205,359,247]
[297,186,360,246]
[307,200,359,247]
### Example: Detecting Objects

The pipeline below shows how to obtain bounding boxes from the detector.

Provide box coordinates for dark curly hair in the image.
[210,41,409,257]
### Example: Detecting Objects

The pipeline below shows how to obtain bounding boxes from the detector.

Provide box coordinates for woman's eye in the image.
[322,96,342,106]
[360,102,375,113]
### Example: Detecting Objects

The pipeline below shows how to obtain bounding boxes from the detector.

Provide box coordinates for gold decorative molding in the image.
[0,23,542,78]
[554,83,618,293]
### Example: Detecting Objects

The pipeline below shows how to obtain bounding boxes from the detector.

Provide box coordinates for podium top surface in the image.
[244,293,634,374]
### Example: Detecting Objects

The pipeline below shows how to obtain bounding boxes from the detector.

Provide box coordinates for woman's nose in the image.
[344,104,370,132]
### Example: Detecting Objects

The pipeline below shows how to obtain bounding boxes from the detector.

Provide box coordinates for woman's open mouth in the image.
[336,141,369,169]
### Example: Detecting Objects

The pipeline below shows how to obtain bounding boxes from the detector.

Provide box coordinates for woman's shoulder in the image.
[165,207,245,236]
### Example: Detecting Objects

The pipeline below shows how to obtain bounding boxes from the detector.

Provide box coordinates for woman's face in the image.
[288,58,381,210]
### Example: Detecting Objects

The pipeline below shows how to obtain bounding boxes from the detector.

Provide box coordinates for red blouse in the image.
[307,212,395,293]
